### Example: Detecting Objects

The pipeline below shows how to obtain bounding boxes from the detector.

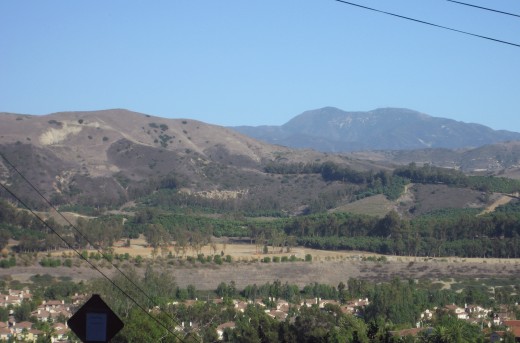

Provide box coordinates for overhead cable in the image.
[447,0,520,19]
[0,152,190,342]
[0,181,185,342]
[333,0,520,48]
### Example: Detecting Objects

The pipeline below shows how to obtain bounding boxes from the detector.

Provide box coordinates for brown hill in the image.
[0,109,380,212]
[1,109,513,215]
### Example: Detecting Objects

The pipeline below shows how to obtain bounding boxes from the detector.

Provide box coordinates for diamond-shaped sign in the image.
[67,294,124,343]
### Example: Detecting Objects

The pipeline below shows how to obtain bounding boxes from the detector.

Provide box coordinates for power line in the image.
[0,152,190,342]
[332,0,520,48]
[0,181,185,342]
[447,0,520,19]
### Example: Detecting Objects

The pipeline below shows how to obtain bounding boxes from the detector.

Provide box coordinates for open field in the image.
[2,256,520,291]
[5,240,520,290]
[169,258,520,290]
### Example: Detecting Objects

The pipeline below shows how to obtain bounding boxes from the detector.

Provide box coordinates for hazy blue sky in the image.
[1,1,519,131]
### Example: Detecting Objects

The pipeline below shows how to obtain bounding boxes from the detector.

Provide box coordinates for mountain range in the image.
[232,107,520,152]
[1,108,520,214]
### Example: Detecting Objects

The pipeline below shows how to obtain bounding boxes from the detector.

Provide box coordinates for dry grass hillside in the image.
[0,110,383,212]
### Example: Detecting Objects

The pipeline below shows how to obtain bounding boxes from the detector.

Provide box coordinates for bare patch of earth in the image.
[2,257,520,291]
[169,259,520,290]
[480,194,515,215]
[410,184,486,215]
[0,266,106,283]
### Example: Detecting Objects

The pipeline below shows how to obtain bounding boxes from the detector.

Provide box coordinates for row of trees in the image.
[266,161,520,200]
[279,204,520,257]
[3,185,520,258]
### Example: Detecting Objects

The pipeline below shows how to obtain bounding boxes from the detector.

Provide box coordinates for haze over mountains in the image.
[232,107,520,152]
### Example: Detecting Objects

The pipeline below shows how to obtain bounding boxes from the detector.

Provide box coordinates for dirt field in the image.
[6,241,520,290]
[168,258,520,289]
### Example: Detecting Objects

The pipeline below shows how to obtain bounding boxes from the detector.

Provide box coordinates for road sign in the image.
[67,294,124,343]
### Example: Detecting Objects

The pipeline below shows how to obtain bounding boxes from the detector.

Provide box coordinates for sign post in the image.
[67,294,124,343]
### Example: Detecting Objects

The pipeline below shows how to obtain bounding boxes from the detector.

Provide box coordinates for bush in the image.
[305,254,312,262]
[39,258,61,267]
[262,257,271,263]
[213,255,223,265]
[273,256,280,263]
[281,256,289,262]
[225,255,232,263]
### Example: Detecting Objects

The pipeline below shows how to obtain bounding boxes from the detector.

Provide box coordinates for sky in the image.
[1,0,519,131]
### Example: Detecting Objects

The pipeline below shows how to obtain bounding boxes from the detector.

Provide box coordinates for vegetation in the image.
[3,190,520,258]
[86,274,518,342]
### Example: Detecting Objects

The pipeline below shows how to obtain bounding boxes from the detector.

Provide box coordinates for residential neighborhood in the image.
[0,288,85,342]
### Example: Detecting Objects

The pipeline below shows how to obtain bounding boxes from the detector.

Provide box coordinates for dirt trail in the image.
[480,194,514,215]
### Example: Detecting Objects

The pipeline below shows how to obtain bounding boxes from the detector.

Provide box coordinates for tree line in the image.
[266,161,520,199]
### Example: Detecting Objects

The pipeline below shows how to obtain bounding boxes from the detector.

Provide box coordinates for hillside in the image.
[232,107,520,152]
[1,108,519,218]
[0,109,380,213]
[2,109,520,263]
[348,140,520,174]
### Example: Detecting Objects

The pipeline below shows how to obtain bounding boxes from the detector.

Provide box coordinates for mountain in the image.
[0,109,373,212]
[232,107,520,152]
[1,108,519,216]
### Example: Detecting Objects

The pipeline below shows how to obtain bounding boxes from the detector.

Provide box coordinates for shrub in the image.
[262,257,271,263]
[305,254,312,262]
[134,255,143,266]
[273,256,280,263]
[39,258,61,267]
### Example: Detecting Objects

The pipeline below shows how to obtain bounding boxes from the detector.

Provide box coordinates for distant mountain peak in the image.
[233,107,520,152]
